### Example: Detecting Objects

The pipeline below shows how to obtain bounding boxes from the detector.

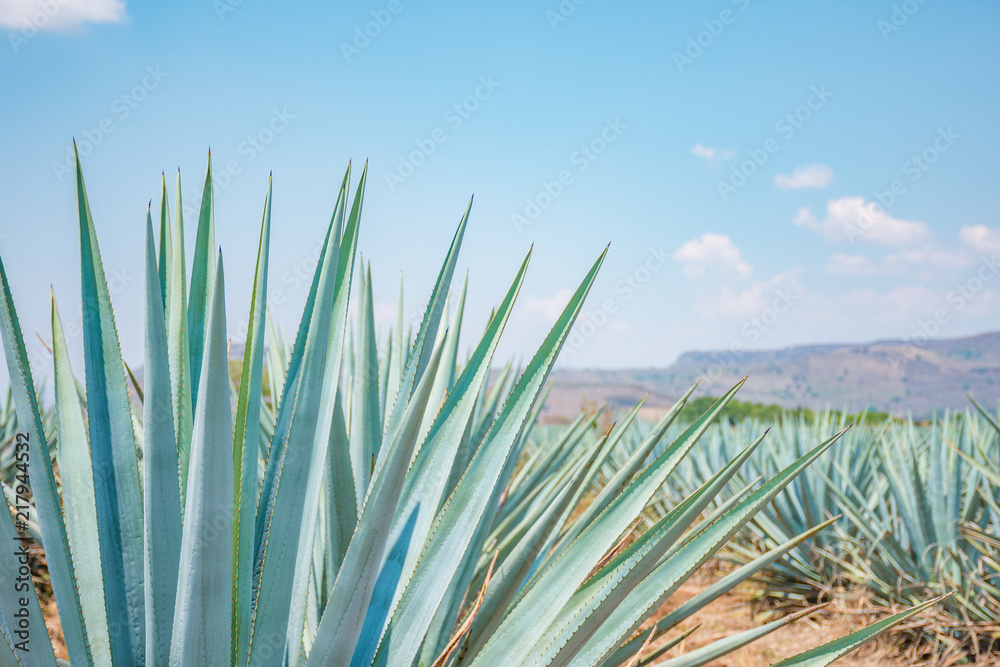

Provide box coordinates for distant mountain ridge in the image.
[540,331,1000,421]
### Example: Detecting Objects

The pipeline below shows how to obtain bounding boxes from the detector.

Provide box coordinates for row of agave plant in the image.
[608,405,1000,661]
[0,151,940,666]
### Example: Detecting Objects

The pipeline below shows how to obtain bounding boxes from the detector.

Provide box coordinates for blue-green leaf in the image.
[141,211,184,665]
[374,247,607,667]
[169,254,234,665]
[52,292,112,666]
[232,177,272,666]
[75,147,145,664]
[187,152,217,405]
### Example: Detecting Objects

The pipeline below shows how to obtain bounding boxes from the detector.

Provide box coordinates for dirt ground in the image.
[39,560,993,665]
[639,566,908,666]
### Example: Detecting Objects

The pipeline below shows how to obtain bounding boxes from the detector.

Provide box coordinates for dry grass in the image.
[36,566,999,665]
[634,563,908,666]
[28,542,68,661]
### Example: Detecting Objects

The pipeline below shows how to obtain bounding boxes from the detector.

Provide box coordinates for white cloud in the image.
[826,253,878,275]
[960,224,1000,255]
[710,269,804,321]
[690,144,735,162]
[1,0,126,31]
[794,196,930,246]
[774,163,833,189]
[884,246,969,272]
[523,287,572,324]
[829,247,970,276]
[675,233,752,280]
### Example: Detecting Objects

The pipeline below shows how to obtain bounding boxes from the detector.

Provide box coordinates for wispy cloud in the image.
[523,287,573,324]
[710,269,803,321]
[774,163,833,189]
[960,224,1000,255]
[1,0,126,31]
[690,143,735,162]
[827,247,970,276]
[825,253,879,275]
[794,196,930,246]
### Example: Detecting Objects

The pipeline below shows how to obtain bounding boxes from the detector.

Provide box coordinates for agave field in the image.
[598,406,1000,663]
[0,152,962,666]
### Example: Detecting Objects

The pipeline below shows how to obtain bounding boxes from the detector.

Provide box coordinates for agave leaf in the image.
[304,333,445,666]
[74,148,145,664]
[556,432,840,667]
[232,178,272,665]
[326,390,356,572]
[545,399,647,552]
[157,174,172,308]
[187,153,217,405]
[383,272,405,420]
[625,625,698,667]
[0,255,87,666]
[168,169,194,502]
[502,412,591,517]
[949,439,1000,489]
[249,165,366,666]
[52,288,112,664]
[466,359,514,459]
[551,383,697,555]
[0,488,55,666]
[348,250,531,666]
[264,309,288,407]
[651,605,826,667]
[382,199,471,443]
[536,430,776,666]
[373,247,607,667]
[0,626,21,667]
[465,432,603,655]
[469,381,741,666]
[769,596,947,667]
[138,211,184,666]
[419,272,468,443]
[378,329,392,425]
[255,165,350,555]
[51,292,112,666]
[605,517,839,666]
[350,262,381,509]
[0,245,75,667]
[969,397,1000,437]
[169,254,234,665]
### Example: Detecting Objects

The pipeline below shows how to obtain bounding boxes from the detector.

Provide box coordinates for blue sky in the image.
[1,0,998,374]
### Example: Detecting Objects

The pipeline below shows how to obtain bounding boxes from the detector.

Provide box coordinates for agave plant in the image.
[627,401,1000,659]
[0,150,936,666]
[0,386,56,489]
[824,409,1000,652]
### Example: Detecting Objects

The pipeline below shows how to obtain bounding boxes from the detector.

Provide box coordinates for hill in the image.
[540,331,1000,421]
